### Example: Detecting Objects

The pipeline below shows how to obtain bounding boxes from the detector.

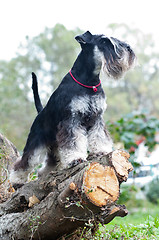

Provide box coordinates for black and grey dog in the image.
[10,31,136,186]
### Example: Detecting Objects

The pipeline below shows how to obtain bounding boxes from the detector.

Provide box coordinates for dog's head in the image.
[75,31,136,79]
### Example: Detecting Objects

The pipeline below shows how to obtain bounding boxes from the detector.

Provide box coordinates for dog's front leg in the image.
[88,117,113,155]
[56,121,88,169]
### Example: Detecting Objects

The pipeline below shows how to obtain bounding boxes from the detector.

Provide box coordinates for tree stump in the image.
[0,134,133,240]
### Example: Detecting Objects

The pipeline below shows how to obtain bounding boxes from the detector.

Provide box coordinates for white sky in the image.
[0,0,159,60]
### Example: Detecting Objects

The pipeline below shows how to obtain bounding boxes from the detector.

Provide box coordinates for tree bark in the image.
[0,133,19,202]
[0,135,133,240]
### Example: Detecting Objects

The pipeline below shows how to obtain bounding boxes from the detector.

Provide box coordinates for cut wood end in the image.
[106,205,128,221]
[28,195,40,208]
[83,162,119,207]
[111,150,133,181]
[109,206,120,215]
[119,150,130,159]
[109,205,128,216]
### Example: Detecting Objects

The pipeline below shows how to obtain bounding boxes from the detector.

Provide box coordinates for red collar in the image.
[69,70,101,92]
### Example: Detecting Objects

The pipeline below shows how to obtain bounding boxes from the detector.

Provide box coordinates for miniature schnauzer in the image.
[10,31,136,186]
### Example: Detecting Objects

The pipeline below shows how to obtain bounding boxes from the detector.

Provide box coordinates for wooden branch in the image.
[0,146,133,240]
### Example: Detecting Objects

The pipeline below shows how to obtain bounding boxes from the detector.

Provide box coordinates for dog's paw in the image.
[68,159,86,168]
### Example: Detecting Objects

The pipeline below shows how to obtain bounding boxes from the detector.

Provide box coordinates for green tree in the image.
[17,24,81,93]
[0,59,36,150]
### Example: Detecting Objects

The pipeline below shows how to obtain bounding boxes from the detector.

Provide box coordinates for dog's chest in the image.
[70,95,107,124]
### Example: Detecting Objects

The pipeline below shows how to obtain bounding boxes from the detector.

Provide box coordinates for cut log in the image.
[83,163,119,206]
[110,150,133,182]
[0,133,133,240]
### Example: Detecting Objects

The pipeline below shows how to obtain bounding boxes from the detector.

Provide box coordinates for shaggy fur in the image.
[10,31,136,185]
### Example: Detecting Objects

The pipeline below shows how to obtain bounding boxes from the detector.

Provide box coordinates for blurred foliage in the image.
[0,59,35,150]
[108,111,159,151]
[107,111,159,165]
[117,184,138,204]
[117,184,144,209]
[146,178,159,204]
[17,23,81,92]
[0,23,159,151]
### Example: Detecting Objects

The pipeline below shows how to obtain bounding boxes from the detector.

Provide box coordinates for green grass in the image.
[96,216,159,240]
[108,205,159,226]
[100,205,159,240]
[63,201,159,239]
[80,205,159,240]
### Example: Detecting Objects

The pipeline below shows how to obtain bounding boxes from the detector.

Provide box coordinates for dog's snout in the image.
[127,45,132,52]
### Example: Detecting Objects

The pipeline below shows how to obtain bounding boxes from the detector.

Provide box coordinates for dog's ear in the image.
[75,31,92,44]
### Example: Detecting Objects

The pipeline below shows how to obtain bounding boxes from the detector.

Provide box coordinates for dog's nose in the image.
[127,45,132,52]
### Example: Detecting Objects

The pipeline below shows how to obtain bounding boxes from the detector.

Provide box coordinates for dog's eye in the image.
[101,38,114,49]
[102,38,110,44]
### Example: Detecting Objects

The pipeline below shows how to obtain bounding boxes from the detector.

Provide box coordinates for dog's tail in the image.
[32,72,43,113]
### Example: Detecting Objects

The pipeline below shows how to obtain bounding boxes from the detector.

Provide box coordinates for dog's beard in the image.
[94,44,136,80]
[101,49,136,80]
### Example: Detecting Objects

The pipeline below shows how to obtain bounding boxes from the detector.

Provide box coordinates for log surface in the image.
[83,163,119,206]
[0,138,133,240]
